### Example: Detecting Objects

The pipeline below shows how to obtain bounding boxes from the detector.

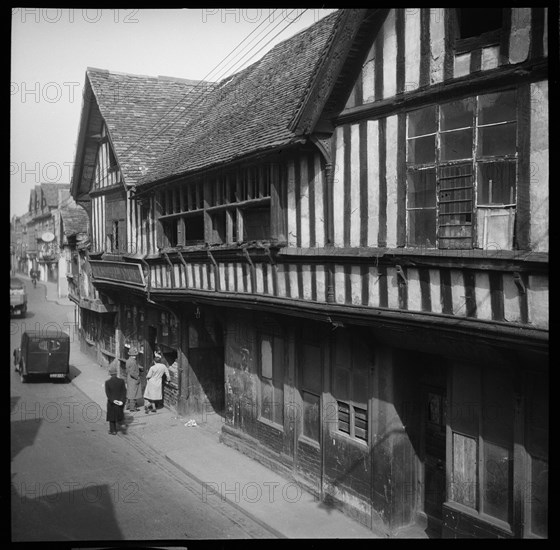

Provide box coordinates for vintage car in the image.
[14,329,70,383]
[10,277,27,317]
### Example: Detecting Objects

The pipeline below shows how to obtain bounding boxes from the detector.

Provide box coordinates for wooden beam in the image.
[336,59,547,126]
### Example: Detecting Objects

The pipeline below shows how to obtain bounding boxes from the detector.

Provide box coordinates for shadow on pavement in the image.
[11,481,124,541]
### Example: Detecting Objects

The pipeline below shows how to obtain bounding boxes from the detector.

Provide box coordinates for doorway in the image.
[423,383,447,531]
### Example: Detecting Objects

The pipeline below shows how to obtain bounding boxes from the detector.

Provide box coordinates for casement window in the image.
[259,334,284,426]
[450,363,515,527]
[332,332,369,443]
[406,89,517,250]
[299,342,322,442]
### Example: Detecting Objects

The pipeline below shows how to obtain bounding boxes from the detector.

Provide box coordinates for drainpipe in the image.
[140,258,151,302]
[207,249,219,291]
[242,246,256,291]
[162,251,175,288]
[178,251,189,289]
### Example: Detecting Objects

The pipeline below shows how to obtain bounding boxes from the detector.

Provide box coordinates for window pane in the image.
[483,440,512,522]
[440,98,474,131]
[451,433,477,509]
[407,135,436,164]
[530,456,548,537]
[302,391,320,441]
[478,90,516,125]
[477,161,516,205]
[407,105,437,137]
[478,123,516,157]
[440,129,473,161]
[261,380,273,421]
[261,336,272,379]
[407,209,436,247]
[407,169,436,208]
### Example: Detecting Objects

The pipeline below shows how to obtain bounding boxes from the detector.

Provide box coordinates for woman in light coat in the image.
[143,356,170,413]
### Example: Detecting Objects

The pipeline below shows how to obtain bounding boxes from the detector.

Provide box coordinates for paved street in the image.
[10,279,277,541]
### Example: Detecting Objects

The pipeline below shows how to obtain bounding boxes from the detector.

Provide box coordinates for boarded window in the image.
[438,163,473,249]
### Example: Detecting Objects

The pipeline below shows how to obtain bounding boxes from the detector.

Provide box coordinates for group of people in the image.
[104,348,171,435]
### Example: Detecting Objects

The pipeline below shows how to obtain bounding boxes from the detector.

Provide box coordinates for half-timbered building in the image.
[70,9,548,538]
[69,68,213,386]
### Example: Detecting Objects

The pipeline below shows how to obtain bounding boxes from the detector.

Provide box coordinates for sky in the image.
[10,7,337,218]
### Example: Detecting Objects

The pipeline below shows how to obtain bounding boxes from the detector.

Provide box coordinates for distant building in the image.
[11,183,89,300]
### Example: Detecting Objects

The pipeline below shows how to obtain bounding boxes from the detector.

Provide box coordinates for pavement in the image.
[22,273,426,539]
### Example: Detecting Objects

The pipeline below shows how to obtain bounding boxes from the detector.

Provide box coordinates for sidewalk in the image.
[37,276,395,539]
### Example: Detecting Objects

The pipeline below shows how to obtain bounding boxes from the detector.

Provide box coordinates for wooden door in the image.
[424,387,446,526]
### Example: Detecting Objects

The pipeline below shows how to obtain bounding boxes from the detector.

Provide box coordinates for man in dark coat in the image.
[125,347,143,412]
[105,362,126,435]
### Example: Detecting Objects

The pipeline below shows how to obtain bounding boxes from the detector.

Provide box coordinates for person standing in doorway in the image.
[105,363,126,434]
[143,354,170,414]
[125,347,143,412]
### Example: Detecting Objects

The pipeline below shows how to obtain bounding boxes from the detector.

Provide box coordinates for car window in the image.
[34,339,64,351]
[10,279,24,290]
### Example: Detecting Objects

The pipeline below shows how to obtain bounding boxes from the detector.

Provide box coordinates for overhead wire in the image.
[120,9,311,159]
[128,8,308,156]
[117,9,282,158]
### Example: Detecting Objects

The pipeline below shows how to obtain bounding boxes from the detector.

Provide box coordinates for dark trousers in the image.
[109,421,117,433]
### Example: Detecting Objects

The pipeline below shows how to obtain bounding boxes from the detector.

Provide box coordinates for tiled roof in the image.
[137,10,342,187]
[59,207,89,236]
[86,69,215,187]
